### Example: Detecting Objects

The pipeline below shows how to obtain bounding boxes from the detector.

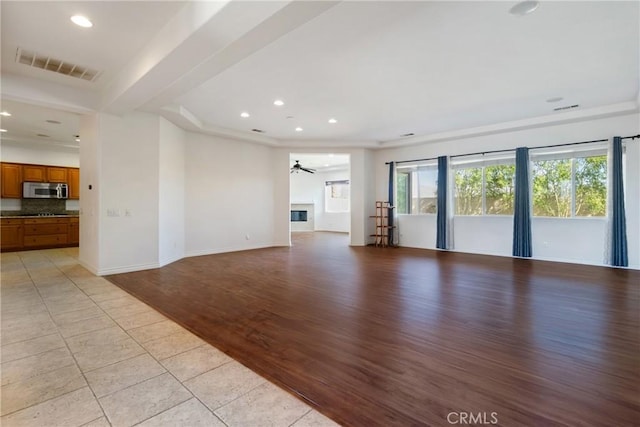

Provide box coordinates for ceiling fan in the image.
[290,160,316,174]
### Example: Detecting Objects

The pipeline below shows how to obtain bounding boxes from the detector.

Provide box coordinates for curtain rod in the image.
[385,156,438,165]
[385,134,640,165]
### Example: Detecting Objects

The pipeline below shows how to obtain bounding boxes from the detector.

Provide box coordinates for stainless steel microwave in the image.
[23,182,68,199]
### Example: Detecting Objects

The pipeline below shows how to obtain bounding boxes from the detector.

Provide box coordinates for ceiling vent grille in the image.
[15,47,100,82]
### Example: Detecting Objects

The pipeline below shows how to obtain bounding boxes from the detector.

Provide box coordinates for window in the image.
[325,180,349,213]
[453,159,515,216]
[532,153,606,217]
[396,165,438,214]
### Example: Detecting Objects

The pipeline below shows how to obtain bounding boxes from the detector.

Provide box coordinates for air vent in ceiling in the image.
[251,129,265,133]
[15,48,101,82]
[401,133,415,137]
[553,104,579,112]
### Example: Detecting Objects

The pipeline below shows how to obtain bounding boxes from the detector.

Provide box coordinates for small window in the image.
[454,167,483,215]
[325,180,349,213]
[453,158,515,216]
[532,153,606,218]
[396,164,438,214]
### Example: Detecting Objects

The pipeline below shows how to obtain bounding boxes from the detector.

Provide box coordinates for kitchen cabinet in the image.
[2,162,80,200]
[47,167,68,183]
[69,217,79,244]
[22,165,47,182]
[0,216,79,252]
[68,168,80,200]
[1,218,24,251]
[23,218,69,249]
[1,163,22,198]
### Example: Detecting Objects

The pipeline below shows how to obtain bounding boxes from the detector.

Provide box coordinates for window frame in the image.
[395,162,438,216]
[452,155,516,217]
[324,179,350,213]
[530,147,608,219]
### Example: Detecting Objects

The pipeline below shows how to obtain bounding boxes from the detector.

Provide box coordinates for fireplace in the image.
[291,210,308,222]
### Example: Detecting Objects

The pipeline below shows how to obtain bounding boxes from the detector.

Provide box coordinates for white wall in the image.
[0,142,80,211]
[184,133,276,256]
[99,112,161,274]
[158,118,186,266]
[626,141,640,269]
[375,113,640,268]
[0,143,80,167]
[290,167,350,233]
[79,113,101,273]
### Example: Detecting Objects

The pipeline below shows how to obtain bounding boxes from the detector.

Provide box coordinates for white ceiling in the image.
[290,153,350,171]
[0,1,638,149]
[0,99,80,149]
[0,1,185,91]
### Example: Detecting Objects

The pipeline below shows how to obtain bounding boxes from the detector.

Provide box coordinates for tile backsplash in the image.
[15,199,67,215]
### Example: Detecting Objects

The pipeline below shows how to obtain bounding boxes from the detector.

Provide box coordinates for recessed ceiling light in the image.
[71,15,93,28]
[251,128,265,133]
[328,154,334,157]
[240,112,250,118]
[273,99,284,106]
[0,111,11,117]
[401,133,415,137]
[509,1,539,16]
[46,119,62,124]
[75,138,80,142]
[328,118,337,124]
[546,97,564,103]
[324,164,330,167]
[0,129,7,132]
[295,127,303,132]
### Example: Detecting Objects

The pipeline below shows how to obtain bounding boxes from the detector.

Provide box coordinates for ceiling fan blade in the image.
[301,167,315,173]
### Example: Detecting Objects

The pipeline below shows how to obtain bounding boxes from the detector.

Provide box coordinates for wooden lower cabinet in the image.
[69,218,79,244]
[1,217,79,251]
[1,219,24,251]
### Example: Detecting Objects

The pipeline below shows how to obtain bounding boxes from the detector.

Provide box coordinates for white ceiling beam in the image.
[100,1,339,116]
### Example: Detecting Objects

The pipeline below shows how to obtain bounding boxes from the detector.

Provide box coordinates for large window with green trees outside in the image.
[453,158,516,215]
[532,152,607,217]
[396,164,438,214]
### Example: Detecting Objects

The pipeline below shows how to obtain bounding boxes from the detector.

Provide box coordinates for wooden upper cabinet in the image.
[1,163,22,198]
[68,168,80,200]
[47,167,68,183]
[22,165,47,182]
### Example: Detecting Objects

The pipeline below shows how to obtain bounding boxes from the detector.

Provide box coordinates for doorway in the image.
[289,153,351,243]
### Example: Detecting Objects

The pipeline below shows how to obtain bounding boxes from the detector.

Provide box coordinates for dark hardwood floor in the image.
[107,232,640,426]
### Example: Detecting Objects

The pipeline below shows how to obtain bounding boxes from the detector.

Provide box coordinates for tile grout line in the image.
[0,332,63,357]
[40,250,213,426]
[19,250,112,424]
[0,254,92,418]
[288,408,314,427]
[5,250,315,426]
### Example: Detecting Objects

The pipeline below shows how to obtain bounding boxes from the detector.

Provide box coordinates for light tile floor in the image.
[0,248,340,427]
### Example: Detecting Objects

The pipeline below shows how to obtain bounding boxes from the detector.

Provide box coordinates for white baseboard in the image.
[186,243,275,258]
[97,262,160,276]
